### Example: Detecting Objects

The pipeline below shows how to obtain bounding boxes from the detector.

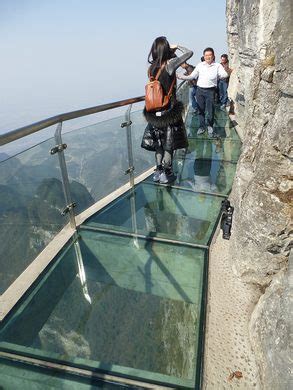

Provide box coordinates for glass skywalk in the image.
[0,100,241,389]
[0,232,206,388]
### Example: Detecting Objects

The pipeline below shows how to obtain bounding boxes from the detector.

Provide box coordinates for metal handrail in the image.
[0,80,187,147]
[0,96,145,146]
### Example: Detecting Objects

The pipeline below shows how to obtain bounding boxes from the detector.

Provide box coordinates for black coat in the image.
[142,101,188,152]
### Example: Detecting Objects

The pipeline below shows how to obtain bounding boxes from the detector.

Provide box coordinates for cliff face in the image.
[226,0,292,388]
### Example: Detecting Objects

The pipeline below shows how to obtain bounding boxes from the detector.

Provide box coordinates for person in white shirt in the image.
[178,47,228,136]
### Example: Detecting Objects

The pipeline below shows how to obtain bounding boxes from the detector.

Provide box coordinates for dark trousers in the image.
[218,79,229,105]
[196,87,216,128]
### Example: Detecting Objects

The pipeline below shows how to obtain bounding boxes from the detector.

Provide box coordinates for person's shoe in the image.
[207,126,214,137]
[153,167,163,182]
[197,127,205,135]
[159,171,177,184]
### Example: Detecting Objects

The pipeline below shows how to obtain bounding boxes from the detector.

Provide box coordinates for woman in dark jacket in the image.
[142,36,193,184]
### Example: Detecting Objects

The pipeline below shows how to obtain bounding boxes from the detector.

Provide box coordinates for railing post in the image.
[51,122,77,230]
[121,104,135,187]
[121,105,138,244]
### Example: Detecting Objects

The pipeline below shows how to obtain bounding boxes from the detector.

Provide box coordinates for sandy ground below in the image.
[203,231,262,389]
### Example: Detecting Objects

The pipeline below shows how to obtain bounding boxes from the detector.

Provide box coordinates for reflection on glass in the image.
[62,116,129,215]
[74,239,91,304]
[178,138,242,163]
[0,138,70,294]
[174,158,237,196]
[85,183,222,245]
[185,106,241,141]
[128,110,155,178]
[173,139,238,195]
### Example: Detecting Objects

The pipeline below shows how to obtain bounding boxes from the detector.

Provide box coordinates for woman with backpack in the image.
[141,36,193,184]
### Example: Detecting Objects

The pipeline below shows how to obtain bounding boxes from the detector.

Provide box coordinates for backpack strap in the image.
[155,64,176,97]
[148,63,176,100]
[148,63,166,81]
[166,76,176,99]
[154,64,165,80]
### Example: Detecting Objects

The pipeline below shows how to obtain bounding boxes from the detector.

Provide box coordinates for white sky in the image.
[0,0,227,134]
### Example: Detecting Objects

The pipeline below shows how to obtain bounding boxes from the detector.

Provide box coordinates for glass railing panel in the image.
[0,125,57,161]
[127,110,155,178]
[0,137,69,294]
[84,183,223,246]
[176,82,190,107]
[0,231,206,388]
[62,115,129,215]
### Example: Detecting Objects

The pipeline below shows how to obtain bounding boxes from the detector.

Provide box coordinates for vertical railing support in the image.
[51,122,77,230]
[121,105,138,245]
[122,104,135,187]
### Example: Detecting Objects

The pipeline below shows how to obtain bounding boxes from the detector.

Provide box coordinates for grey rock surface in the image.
[226,0,292,388]
[250,255,292,390]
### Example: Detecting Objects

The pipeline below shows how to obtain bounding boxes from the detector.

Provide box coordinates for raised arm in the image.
[178,66,199,80]
[165,45,193,75]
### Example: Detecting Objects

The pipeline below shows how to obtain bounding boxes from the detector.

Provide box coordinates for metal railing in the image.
[0,96,145,146]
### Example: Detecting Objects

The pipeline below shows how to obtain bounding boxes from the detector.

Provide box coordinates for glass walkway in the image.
[0,88,241,389]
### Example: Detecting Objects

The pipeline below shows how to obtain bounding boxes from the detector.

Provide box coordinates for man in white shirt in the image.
[178,47,228,136]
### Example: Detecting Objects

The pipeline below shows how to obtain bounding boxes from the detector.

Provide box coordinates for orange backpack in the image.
[145,64,176,112]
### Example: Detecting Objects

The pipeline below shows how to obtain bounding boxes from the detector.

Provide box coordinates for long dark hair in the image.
[148,36,174,76]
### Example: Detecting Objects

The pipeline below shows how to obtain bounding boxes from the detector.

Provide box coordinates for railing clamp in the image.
[121,120,132,128]
[125,166,135,175]
[50,143,67,155]
[61,202,76,216]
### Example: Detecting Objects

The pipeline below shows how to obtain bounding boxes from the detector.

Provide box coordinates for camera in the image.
[220,199,234,240]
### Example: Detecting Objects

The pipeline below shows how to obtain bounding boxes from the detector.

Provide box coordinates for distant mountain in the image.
[0,176,94,294]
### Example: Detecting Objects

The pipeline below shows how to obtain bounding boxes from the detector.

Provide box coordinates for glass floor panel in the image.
[171,158,237,196]
[186,125,240,141]
[185,115,241,142]
[176,138,242,163]
[0,231,207,388]
[186,114,235,128]
[84,183,223,246]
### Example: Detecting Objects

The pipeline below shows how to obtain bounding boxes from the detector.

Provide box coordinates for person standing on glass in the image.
[141,36,193,184]
[218,54,232,109]
[177,47,228,137]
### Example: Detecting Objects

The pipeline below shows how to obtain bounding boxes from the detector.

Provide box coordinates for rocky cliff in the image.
[226,0,292,388]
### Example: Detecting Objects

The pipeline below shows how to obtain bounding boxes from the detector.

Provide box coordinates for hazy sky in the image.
[0,0,227,133]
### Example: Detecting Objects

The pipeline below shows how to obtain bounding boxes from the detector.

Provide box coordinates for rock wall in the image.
[226,0,292,388]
